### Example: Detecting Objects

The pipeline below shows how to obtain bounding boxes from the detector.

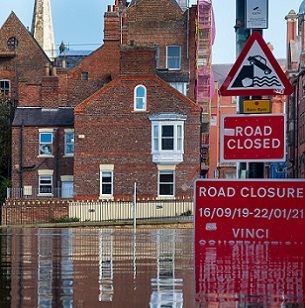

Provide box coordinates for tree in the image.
[0,93,16,203]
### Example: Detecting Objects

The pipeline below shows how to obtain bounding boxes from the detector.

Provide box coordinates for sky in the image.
[0,0,302,64]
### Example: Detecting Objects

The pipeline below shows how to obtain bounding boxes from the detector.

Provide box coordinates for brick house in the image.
[4,0,202,201]
[0,12,51,106]
[11,107,74,198]
[74,45,201,200]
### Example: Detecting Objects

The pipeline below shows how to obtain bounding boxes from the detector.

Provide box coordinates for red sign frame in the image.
[219,32,293,96]
[194,179,305,302]
[220,114,286,162]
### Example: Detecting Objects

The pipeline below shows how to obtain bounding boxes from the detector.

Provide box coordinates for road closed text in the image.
[226,125,281,150]
[199,186,304,199]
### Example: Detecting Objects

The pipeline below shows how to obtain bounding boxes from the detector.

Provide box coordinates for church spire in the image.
[31,0,56,60]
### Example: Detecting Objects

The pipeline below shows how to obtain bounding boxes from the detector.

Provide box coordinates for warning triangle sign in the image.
[219,32,293,96]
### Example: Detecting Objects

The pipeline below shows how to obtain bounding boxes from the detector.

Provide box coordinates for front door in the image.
[62,181,74,198]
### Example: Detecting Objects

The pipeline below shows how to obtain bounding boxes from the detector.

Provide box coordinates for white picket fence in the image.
[69,199,193,222]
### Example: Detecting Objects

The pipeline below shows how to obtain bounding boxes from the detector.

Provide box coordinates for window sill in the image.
[152,152,183,164]
[63,155,74,158]
[156,196,175,200]
[38,155,54,158]
[99,196,114,201]
[37,193,54,197]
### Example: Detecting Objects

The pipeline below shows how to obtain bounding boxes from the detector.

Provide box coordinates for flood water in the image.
[1,227,305,307]
[0,227,196,308]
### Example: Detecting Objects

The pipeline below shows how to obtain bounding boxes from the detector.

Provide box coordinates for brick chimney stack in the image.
[120,44,157,76]
[285,9,298,71]
[104,5,121,42]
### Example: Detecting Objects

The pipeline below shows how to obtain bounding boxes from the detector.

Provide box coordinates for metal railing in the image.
[7,187,73,199]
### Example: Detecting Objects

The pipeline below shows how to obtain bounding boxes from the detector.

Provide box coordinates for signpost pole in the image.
[132,182,137,231]
[236,0,265,178]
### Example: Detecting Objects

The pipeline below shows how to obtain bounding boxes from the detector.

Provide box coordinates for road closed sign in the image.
[220,114,286,162]
[194,179,305,301]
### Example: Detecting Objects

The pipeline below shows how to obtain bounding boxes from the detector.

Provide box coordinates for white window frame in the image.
[158,170,175,197]
[39,129,53,157]
[0,80,10,96]
[168,82,188,96]
[38,170,54,196]
[149,113,186,164]
[100,165,114,198]
[153,123,184,152]
[225,171,236,179]
[64,129,74,156]
[166,45,181,70]
[134,85,147,111]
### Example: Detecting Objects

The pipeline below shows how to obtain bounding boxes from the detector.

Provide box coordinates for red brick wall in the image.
[11,126,74,191]
[74,75,201,200]
[209,85,237,178]
[125,0,190,73]
[2,199,70,225]
[0,13,51,107]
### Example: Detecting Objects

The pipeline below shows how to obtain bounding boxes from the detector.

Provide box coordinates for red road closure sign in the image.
[220,114,286,162]
[194,179,305,300]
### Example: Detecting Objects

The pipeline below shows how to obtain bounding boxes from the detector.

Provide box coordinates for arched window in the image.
[134,85,146,111]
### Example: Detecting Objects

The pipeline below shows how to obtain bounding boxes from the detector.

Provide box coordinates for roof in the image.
[129,0,182,10]
[12,107,74,127]
[299,0,305,14]
[75,75,201,114]
[157,70,189,82]
[212,64,233,87]
[58,50,92,57]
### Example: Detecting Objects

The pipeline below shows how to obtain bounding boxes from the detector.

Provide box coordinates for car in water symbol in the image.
[248,55,272,74]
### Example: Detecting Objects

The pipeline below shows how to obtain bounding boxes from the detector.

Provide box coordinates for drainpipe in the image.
[55,128,59,197]
[186,0,190,60]
[19,121,24,197]
[199,108,203,177]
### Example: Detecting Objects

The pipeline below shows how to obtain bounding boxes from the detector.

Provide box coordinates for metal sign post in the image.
[132,182,137,231]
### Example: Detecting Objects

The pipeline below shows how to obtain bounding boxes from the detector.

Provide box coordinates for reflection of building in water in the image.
[61,229,74,306]
[38,229,53,306]
[6,228,194,306]
[99,229,114,302]
[150,230,183,308]
[37,229,74,307]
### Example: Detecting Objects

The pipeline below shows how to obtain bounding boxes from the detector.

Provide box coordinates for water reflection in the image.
[196,242,305,306]
[0,227,195,307]
[2,227,304,307]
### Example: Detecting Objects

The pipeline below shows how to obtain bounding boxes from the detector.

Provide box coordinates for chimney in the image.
[120,44,157,76]
[285,9,298,70]
[104,5,120,42]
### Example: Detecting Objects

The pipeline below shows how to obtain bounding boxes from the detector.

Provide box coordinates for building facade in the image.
[74,46,201,200]
[1,0,206,201]
[286,2,305,178]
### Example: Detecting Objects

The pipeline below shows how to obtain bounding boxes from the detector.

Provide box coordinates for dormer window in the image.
[134,85,146,111]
